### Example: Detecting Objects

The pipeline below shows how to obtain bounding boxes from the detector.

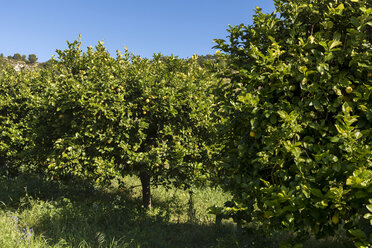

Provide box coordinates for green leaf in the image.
[348,229,367,240]
[333,33,342,42]
[366,204,372,213]
[310,188,323,198]
[335,3,345,13]
[329,40,342,50]
[335,124,345,134]
[350,17,360,27]
[363,213,372,219]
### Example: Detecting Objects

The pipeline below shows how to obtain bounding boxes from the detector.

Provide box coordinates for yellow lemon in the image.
[345,86,353,94]
[332,215,339,224]
[250,131,256,138]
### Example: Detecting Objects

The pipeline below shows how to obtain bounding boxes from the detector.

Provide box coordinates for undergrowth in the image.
[0,175,352,247]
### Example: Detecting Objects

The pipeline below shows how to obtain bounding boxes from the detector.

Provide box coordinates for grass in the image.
[0,175,353,248]
[0,175,237,248]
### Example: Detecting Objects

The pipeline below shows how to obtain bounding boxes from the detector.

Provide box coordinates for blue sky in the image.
[1,0,275,62]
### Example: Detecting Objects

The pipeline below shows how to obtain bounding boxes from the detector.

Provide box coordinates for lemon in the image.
[332,215,339,224]
[345,86,353,94]
[250,131,256,138]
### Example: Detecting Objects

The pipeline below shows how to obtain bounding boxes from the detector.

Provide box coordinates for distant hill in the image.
[0,52,217,72]
[0,57,50,71]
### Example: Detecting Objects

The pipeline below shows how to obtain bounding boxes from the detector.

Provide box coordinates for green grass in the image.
[0,175,353,248]
[0,175,236,248]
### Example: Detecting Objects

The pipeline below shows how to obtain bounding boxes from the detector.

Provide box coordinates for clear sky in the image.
[1,0,275,62]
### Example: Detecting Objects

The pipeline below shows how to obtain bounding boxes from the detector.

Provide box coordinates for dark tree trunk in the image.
[140,171,151,209]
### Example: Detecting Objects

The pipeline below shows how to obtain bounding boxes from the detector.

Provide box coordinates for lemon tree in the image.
[213,0,371,244]
[0,66,46,177]
[30,39,217,208]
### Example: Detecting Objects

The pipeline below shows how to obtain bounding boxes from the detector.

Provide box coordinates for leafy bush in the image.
[213,0,371,244]
[0,67,45,177]
[28,39,218,208]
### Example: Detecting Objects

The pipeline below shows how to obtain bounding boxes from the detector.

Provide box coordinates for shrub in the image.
[0,67,45,177]
[213,0,371,244]
[30,39,218,208]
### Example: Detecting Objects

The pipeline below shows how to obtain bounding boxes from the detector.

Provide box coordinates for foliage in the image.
[28,54,38,64]
[0,67,44,177]
[14,39,218,207]
[12,53,23,61]
[213,0,371,244]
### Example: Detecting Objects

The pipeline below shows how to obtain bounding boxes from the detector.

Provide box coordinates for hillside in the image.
[0,57,50,71]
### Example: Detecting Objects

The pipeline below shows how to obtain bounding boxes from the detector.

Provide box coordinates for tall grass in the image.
[0,175,352,248]
[0,175,237,248]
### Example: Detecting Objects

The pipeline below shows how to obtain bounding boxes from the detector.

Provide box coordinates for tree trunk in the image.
[140,171,151,209]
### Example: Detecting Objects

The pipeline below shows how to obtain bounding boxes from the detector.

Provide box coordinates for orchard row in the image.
[1,0,371,246]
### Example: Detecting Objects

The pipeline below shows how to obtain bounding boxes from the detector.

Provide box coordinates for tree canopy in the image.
[1,40,218,209]
[213,0,371,243]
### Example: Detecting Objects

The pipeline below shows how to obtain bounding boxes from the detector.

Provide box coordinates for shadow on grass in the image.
[0,175,354,248]
[0,175,246,248]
